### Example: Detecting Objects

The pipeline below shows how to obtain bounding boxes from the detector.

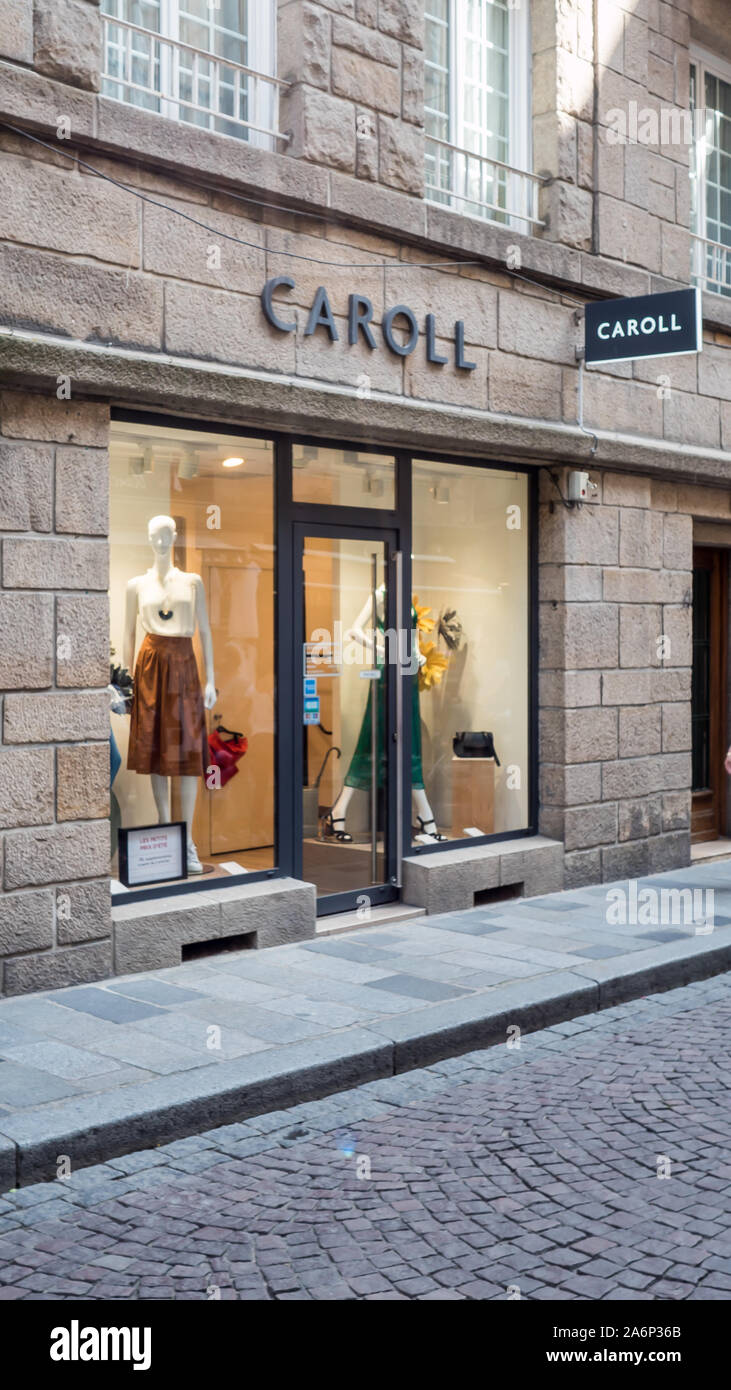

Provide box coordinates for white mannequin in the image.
[328,587,445,843]
[124,516,216,874]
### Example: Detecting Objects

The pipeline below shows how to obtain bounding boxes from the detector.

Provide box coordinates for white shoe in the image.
[187,842,203,874]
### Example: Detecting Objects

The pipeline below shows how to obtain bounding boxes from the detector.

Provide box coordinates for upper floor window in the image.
[690,48,731,297]
[101,0,283,149]
[424,0,536,230]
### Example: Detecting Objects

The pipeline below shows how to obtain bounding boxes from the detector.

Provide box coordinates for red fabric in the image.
[207,730,248,787]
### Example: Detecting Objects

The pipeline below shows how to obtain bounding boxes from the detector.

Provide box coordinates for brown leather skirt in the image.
[127,633,208,778]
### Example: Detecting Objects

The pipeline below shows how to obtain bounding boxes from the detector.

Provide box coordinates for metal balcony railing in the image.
[425,133,546,231]
[101,15,289,149]
[691,232,731,298]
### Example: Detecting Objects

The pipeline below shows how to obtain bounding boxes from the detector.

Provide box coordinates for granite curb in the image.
[1,932,729,1191]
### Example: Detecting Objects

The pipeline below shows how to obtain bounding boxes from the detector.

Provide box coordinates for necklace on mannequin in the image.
[156,568,174,621]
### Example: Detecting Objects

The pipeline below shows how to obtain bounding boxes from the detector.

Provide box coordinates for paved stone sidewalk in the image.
[0,971,729,1300]
[1,859,730,1188]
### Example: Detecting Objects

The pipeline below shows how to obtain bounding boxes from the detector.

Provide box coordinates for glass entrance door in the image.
[296,527,401,910]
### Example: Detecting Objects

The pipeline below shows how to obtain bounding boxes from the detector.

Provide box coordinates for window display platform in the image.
[402,836,564,916]
[113,877,316,975]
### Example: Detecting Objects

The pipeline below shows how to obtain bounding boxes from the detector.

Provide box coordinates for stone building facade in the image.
[0,0,729,994]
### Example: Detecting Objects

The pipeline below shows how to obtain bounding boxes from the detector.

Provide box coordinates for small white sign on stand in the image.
[118,822,187,888]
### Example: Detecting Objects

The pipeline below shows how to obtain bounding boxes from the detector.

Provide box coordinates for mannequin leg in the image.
[412,788,447,840]
[330,785,354,822]
[150,774,170,824]
[179,775,203,873]
[324,785,355,841]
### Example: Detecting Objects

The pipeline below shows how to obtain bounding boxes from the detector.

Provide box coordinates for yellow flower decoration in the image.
[418,637,449,692]
[412,594,435,634]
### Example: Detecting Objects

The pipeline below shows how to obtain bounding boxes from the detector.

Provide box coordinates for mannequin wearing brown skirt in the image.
[124,516,216,874]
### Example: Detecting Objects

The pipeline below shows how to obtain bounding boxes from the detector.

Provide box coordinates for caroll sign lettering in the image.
[261,276,477,371]
[585,286,701,365]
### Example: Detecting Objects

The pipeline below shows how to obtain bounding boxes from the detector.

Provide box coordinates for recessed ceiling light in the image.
[222,456,245,468]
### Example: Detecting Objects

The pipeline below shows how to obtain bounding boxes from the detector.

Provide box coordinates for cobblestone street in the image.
[1,972,730,1301]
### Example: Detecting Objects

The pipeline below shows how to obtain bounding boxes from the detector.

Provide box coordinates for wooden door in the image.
[691,546,728,842]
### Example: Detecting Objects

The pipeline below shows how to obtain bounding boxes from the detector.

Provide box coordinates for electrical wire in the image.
[0,118,587,306]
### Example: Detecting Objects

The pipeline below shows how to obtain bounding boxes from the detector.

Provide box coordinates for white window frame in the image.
[102,0,278,147]
[690,44,731,295]
[424,0,533,229]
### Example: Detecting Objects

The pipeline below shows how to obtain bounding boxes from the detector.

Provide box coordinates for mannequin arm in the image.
[347,589,425,669]
[195,577,217,710]
[346,591,385,660]
[123,579,138,673]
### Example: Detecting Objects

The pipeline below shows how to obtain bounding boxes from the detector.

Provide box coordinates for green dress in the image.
[344,610,424,791]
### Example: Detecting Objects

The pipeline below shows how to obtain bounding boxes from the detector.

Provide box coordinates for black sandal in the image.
[416,817,448,842]
[323,812,353,843]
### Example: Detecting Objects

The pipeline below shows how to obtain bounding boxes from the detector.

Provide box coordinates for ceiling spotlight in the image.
[363,473,384,497]
[129,454,145,476]
[343,450,359,466]
[177,450,199,480]
[430,484,450,504]
[222,456,245,469]
[143,445,154,474]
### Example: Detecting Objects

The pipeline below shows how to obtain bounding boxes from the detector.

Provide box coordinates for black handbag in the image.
[453,731,501,765]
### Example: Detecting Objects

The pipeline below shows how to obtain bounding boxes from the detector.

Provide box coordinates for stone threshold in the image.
[690,838,731,864]
[315,904,424,936]
[1,928,730,1193]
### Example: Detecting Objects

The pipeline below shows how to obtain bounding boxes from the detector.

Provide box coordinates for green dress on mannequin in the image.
[344,607,425,791]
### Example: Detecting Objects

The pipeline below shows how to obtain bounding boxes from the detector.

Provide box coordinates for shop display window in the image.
[410,460,530,845]
[109,421,275,889]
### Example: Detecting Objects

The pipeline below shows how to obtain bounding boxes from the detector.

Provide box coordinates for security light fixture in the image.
[177,450,199,480]
[363,472,384,497]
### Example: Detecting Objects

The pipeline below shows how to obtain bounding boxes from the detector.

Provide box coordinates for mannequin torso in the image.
[129,566,202,639]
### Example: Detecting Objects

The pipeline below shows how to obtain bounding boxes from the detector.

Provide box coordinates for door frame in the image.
[287,519,407,915]
[691,545,728,842]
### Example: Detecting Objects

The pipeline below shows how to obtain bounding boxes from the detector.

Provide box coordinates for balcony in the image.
[101,14,289,151]
[424,134,546,233]
[692,233,731,299]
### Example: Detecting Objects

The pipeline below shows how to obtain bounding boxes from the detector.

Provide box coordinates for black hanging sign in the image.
[585,286,702,365]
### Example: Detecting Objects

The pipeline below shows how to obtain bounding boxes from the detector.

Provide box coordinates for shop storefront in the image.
[4,0,730,996]
[110,414,536,919]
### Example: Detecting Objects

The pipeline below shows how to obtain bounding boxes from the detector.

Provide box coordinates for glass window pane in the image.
[302,538,391,895]
[109,423,275,884]
[411,460,530,844]
[425,67,449,114]
[425,19,448,67]
[292,446,396,509]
